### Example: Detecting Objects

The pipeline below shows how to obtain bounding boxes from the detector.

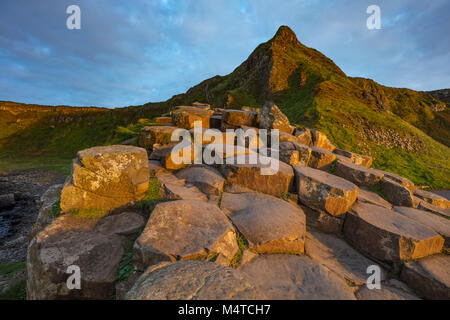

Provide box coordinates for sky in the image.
[0,0,449,108]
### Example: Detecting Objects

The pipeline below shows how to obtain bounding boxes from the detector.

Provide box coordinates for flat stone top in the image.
[138,200,233,255]
[336,159,384,175]
[173,106,214,116]
[220,192,305,243]
[127,260,265,300]
[350,202,441,240]
[393,206,450,237]
[415,188,448,201]
[294,166,358,191]
[222,109,256,115]
[222,155,294,175]
[309,145,335,155]
[78,145,147,158]
[238,254,356,300]
[357,188,392,209]
[404,255,450,287]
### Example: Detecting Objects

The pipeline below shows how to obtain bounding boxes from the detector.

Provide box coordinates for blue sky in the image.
[0,0,449,108]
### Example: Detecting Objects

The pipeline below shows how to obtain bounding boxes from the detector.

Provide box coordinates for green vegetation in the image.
[0,262,27,300]
[135,178,161,213]
[229,233,249,268]
[0,156,72,174]
[0,280,27,300]
[328,159,338,175]
[117,238,135,283]
[0,262,26,278]
[51,199,62,218]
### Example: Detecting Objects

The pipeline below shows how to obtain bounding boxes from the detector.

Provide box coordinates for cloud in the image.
[0,0,448,108]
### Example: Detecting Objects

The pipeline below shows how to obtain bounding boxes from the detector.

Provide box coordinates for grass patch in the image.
[0,156,72,175]
[0,280,26,300]
[135,178,161,213]
[51,199,62,218]
[0,262,26,278]
[328,159,338,174]
[117,238,135,284]
[229,233,249,268]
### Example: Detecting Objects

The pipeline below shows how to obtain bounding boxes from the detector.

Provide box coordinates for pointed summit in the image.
[272,26,300,45]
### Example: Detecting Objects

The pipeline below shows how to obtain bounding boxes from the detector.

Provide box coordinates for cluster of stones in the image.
[27,101,450,300]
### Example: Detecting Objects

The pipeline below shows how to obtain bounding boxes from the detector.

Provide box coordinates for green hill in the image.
[1,26,449,189]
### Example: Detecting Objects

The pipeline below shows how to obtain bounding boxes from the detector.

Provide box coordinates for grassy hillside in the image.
[0,26,448,189]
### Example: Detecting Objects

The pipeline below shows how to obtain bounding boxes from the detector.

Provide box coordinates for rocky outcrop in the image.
[138,126,177,152]
[220,192,306,254]
[344,202,444,262]
[333,149,372,168]
[414,188,450,209]
[126,261,265,300]
[393,206,450,247]
[60,145,149,214]
[221,110,257,129]
[294,166,358,216]
[400,255,449,300]
[220,157,294,197]
[259,101,293,134]
[133,200,238,270]
[334,161,384,187]
[238,254,356,300]
[175,166,225,195]
[171,106,213,129]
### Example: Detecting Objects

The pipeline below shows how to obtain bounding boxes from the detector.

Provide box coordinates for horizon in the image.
[1,0,449,108]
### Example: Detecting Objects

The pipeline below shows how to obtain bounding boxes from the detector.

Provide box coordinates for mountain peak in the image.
[272,26,299,44]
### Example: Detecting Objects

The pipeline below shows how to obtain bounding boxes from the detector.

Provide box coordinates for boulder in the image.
[333,149,373,168]
[126,261,265,300]
[32,184,64,238]
[238,254,356,300]
[138,126,177,152]
[278,131,300,143]
[357,188,392,209]
[0,193,15,210]
[175,166,225,195]
[148,143,178,161]
[344,202,444,262]
[60,146,150,214]
[334,161,384,187]
[259,101,292,134]
[300,205,343,235]
[307,146,337,171]
[279,149,299,165]
[161,145,195,171]
[192,102,211,109]
[157,172,207,202]
[221,110,257,129]
[209,115,222,129]
[171,106,213,129]
[95,212,145,237]
[393,206,450,247]
[155,117,173,124]
[310,130,336,152]
[382,171,415,193]
[133,200,238,270]
[418,200,450,218]
[382,177,414,207]
[400,255,450,300]
[305,231,387,285]
[294,166,358,216]
[220,157,294,197]
[279,142,311,166]
[414,189,450,210]
[220,192,306,254]
[293,127,312,146]
[355,284,420,300]
[27,214,123,300]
